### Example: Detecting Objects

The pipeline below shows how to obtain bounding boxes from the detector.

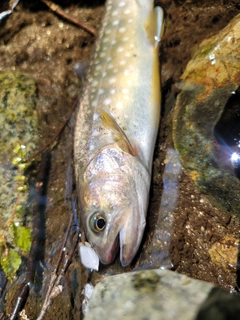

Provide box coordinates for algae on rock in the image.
[0,72,39,278]
[173,14,240,216]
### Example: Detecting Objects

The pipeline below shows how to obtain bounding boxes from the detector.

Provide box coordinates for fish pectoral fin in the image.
[145,6,164,48]
[99,108,137,156]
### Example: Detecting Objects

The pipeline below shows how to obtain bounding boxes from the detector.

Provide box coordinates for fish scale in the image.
[74,0,164,266]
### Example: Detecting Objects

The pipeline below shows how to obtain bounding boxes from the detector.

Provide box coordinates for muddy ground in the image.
[1,0,240,319]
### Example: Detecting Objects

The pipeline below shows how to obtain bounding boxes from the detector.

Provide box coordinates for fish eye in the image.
[90,212,106,233]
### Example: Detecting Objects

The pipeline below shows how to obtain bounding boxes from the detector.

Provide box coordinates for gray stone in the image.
[84,269,215,320]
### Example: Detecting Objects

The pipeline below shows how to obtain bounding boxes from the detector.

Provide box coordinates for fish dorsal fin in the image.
[98,108,137,156]
[145,6,164,48]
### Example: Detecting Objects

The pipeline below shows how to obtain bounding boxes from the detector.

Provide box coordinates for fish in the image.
[74,0,164,267]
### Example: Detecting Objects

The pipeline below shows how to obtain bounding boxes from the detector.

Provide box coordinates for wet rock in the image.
[173,14,240,216]
[84,269,214,320]
[0,71,39,278]
[196,287,240,320]
[208,234,239,272]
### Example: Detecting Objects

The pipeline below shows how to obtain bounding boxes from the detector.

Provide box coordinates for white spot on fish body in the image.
[92,80,98,87]
[104,98,111,105]
[124,9,130,14]
[119,27,126,33]
[122,36,129,42]
[99,88,104,94]
[116,102,123,108]
[93,112,99,121]
[95,64,102,71]
[100,52,106,58]
[122,88,129,94]
[102,20,108,27]
[117,47,124,53]
[108,77,116,84]
[112,20,119,26]
[110,88,116,94]
[118,1,125,7]
[106,56,112,62]
[120,60,126,65]
[103,37,109,43]
[92,100,98,107]
[102,71,107,77]
[92,130,100,137]
[111,10,118,16]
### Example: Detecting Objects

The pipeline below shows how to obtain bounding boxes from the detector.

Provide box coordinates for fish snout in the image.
[119,218,146,267]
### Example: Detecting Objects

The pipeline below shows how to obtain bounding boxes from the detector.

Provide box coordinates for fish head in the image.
[79,155,150,267]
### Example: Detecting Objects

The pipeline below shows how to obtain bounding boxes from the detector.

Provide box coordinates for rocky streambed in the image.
[0,1,240,319]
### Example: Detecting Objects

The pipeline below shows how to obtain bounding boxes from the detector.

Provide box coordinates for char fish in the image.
[74,0,164,267]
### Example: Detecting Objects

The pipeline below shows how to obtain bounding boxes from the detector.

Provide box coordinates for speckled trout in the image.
[74,0,164,267]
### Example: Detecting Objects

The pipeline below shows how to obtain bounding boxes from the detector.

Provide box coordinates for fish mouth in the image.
[95,215,145,267]
[97,231,136,267]
[97,234,119,265]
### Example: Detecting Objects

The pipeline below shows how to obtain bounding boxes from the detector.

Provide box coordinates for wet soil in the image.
[1,0,240,319]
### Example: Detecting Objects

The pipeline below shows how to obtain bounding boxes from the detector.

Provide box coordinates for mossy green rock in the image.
[0,72,38,160]
[173,14,240,216]
[0,72,39,278]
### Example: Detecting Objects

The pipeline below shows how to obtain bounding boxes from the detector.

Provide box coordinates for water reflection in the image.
[135,148,181,270]
[156,148,181,269]
[214,87,240,178]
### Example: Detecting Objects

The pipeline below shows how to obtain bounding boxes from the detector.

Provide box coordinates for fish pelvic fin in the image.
[98,108,137,157]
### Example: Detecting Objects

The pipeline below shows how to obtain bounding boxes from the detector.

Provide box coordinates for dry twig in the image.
[36,213,80,320]
[41,0,97,36]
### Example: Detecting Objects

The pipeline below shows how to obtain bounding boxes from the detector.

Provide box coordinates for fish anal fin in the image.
[99,108,137,157]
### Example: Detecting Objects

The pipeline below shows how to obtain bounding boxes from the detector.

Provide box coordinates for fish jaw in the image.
[94,232,119,265]
[119,214,146,267]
